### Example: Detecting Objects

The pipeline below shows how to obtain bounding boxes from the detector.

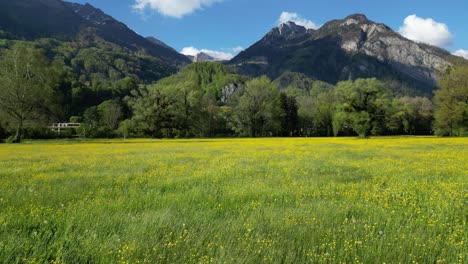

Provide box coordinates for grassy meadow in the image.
[0,138,467,263]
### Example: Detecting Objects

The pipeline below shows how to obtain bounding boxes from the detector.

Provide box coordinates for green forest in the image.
[0,43,467,143]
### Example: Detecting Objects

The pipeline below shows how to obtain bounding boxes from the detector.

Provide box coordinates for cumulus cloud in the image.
[399,14,453,47]
[181,46,234,61]
[453,49,468,59]
[278,12,319,29]
[133,0,222,18]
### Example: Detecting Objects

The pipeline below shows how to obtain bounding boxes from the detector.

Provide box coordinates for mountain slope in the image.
[230,14,459,95]
[0,0,193,115]
[154,62,246,104]
[65,2,190,66]
[146,36,177,52]
[0,0,83,38]
[0,0,190,67]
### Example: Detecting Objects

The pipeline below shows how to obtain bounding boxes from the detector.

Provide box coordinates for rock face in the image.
[260,22,311,46]
[186,52,226,62]
[277,22,307,37]
[330,14,450,86]
[193,52,217,62]
[230,14,457,94]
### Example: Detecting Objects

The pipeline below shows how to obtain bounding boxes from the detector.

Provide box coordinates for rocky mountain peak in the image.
[230,13,457,93]
[344,14,369,22]
[259,21,309,46]
[278,21,307,36]
[194,52,217,62]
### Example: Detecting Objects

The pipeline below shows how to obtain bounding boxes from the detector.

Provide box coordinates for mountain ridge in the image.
[63,1,191,66]
[0,0,190,67]
[229,14,459,95]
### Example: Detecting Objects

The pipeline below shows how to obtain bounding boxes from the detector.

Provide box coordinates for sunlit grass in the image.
[0,137,466,263]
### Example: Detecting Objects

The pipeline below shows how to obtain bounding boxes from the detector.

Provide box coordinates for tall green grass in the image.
[0,138,466,263]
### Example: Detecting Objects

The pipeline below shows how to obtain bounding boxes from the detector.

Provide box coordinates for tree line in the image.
[0,44,467,142]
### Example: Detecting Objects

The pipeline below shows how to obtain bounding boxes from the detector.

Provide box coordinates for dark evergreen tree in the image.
[280,93,299,136]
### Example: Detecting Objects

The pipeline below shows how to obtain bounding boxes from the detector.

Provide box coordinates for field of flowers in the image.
[0,138,466,263]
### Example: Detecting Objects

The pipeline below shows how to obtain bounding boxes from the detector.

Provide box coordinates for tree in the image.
[0,44,53,143]
[350,111,371,138]
[280,93,299,136]
[297,95,314,136]
[167,81,203,137]
[118,119,135,140]
[434,66,468,136]
[332,111,348,137]
[126,86,174,138]
[310,91,336,136]
[387,97,434,135]
[199,95,220,137]
[232,76,283,137]
[83,106,100,130]
[98,100,122,130]
[333,78,391,137]
[0,119,6,142]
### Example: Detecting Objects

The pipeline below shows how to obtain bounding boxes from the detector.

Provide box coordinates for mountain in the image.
[184,52,228,62]
[146,36,177,52]
[0,0,83,39]
[0,0,194,115]
[273,72,316,92]
[229,14,461,95]
[194,52,219,62]
[154,62,246,104]
[0,0,190,67]
[64,2,190,66]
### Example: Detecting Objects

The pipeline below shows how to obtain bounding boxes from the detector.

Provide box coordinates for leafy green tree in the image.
[199,95,221,137]
[233,76,283,137]
[434,66,468,136]
[166,81,203,137]
[76,123,92,139]
[332,111,348,137]
[0,44,54,142]
[98,100,123,130]
[126,86,174,138]
[309,80,335,97]
[387,97,434,135]
[297,96,314,136]
[350,111,371,138]
[79,106,104,137]
[310,91,336,136]
[118,119,135,140]
[83,106,100,130]
[333,78,391,137]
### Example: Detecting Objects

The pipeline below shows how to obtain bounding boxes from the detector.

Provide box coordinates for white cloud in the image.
[398,14,453,47]
[133,0,222,18]
[453,49,468,59]
[278,12,319,30]
[181,46,234,61]
[232,46,244,52]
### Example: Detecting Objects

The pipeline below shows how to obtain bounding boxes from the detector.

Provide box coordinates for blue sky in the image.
[72,0,468,59]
